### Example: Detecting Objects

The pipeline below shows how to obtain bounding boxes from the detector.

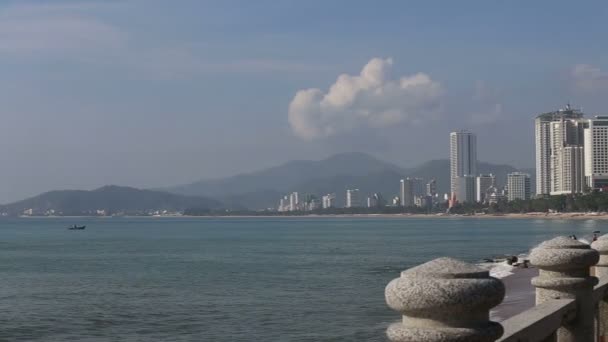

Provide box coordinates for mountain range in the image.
[166,152,534,210]
[2,153,534,214]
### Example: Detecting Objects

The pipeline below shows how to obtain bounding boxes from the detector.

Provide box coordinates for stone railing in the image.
[384,235,608,342]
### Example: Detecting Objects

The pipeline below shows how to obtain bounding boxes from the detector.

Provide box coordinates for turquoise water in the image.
[0,217,605,341]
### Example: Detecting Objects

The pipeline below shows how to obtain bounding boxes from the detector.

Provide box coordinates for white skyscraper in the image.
[322,193,336,209]
[476,174,496,203]
[549,117,586,195]
[508,172,531,201]
[346,189,361,208]
[289,192,300,211]
[584,116,608,190]
[535,105,585,196]
[450,131,477,195]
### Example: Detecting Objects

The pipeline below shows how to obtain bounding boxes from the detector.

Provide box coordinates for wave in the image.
[478,253,530,279]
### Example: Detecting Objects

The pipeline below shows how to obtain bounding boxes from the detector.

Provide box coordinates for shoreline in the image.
[9,212,608,220]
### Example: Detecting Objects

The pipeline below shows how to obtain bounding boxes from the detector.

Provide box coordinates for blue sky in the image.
[1,0,607,202]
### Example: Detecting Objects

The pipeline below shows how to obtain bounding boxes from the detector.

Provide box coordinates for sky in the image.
[1,0,608,203]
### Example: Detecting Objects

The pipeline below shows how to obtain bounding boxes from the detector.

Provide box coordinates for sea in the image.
[0,216,605,342]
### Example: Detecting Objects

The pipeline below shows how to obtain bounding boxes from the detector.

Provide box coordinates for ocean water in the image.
[0,217,605,342]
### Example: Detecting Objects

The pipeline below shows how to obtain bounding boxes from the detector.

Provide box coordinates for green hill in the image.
[0,185,222,216]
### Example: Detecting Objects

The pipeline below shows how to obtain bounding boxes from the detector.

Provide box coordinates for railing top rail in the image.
[593,276,608,303]
[497,299,576,342]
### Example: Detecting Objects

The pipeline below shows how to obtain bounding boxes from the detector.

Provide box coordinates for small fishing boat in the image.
[68,225,86,230]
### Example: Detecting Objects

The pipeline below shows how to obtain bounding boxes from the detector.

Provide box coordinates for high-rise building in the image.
[454,175,476,203]
[289,192,300,211]
[535,105,585,196]
[476,174,496,203]
[400,178,414,207]
[450,131,477,195]
[322,193,336,209]
[507,172,531,201]
[584,116,608,191]
[552,145,585,195]
[346,189,361,208]
[367,196,375,208]
[278,196,289,212]
[426,179,437,197]
[549,118,586,195]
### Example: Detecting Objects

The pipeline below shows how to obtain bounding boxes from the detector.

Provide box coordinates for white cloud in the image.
[571,64,608,92]
[0,2,327,78]
[0,2,126,56]
[288,58,443,140]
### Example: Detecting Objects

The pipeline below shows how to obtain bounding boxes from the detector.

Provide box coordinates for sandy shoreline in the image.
[182,212,608,220]
[13,212,608,219]
[331,212,608,220]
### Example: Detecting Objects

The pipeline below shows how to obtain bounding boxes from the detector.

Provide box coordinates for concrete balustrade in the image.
[530,236,599,341]
[385,235,608,342]
[592,235,608,341]
[385,257,505,342]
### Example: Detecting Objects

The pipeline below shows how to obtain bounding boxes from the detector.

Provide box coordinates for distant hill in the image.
[166,152,534,210]
[0,185,222,216]
[166,152,403,197]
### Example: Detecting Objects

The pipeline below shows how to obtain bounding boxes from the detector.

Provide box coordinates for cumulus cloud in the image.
[571,64,608,92]
[288,58,443,140]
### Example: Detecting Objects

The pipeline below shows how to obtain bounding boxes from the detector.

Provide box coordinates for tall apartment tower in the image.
[346,189,361,208]
[450,131,477,195]
[549,116,586,195]
[400,178,414,207]
[507,172,531,201]
[322,193,336,209]
[535,105,585,196]
[454,175,476,203]
[584,116,608,190]
[476,174,496,203]
[289,192,299,211]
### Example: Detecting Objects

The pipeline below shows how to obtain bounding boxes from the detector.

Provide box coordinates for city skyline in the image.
[273,108,608,211]
[2,1,608,203]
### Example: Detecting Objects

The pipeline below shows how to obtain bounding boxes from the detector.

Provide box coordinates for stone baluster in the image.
[592,235,608,341]
[530,236,599,342]
[385,257,505,342]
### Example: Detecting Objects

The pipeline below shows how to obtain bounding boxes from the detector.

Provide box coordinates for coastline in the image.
[11,212,608,219]
[183,212,608,220]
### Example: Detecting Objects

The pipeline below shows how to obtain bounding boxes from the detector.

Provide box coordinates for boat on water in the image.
[68,225,86,230]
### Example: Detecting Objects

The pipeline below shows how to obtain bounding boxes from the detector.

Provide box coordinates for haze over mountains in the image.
[2,153,533,214]
[166,152,534,210]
